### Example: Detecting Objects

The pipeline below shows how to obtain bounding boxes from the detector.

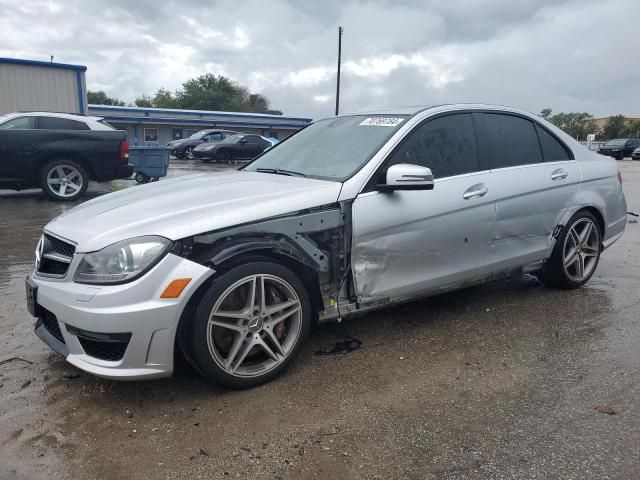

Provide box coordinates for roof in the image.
[88,104,312,123]
[0,57,87,72]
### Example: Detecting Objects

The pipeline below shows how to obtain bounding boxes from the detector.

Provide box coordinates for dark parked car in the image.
[167,129,238,159]
[0,112,132,201]
[192,134,273,162]
[598,138,640,160]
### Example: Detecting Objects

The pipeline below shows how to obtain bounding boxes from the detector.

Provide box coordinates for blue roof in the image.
[0,57,87,72]
[88,104,312,123]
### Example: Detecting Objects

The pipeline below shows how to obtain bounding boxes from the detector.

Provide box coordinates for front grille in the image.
[41,309,65,344]
[36,234,76,277]
[77,337,130,362]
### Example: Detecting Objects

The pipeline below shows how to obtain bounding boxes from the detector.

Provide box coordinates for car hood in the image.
[45,171,343,252]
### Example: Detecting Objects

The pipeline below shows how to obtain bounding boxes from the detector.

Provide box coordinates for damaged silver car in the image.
[26,104,627,388]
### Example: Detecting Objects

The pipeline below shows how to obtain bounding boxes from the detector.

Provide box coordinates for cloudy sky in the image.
[0,0,638,119]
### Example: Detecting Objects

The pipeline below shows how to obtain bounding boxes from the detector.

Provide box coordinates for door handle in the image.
[463,184,489,200]
[551,168,569,181]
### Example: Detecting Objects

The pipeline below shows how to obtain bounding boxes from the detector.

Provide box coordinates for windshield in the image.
[605,139,627,146]
[189,130,209,139]
[221,134,244,144]
[243,115,408,181]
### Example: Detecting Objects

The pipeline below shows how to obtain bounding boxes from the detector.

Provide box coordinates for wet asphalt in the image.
[0,159,639,480]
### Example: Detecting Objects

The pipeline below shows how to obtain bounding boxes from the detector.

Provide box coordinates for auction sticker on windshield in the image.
[359,117,404,127]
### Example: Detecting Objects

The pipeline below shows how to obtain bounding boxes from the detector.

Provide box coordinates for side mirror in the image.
[240,139,248,144]
[377,164,434,191]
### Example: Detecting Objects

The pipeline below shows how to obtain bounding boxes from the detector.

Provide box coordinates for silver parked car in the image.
[26,104,627,389]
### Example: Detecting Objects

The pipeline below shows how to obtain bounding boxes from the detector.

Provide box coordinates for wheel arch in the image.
[175,240,325,362]
[551,203,607,256]
[39,154,96,181]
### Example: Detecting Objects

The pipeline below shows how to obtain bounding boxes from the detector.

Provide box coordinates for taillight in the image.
[119,138,129,162]
[618,170,623,185]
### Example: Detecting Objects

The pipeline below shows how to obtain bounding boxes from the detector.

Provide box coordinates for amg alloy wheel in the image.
[543,211,601,289]
[184,147,194,160]
[187,261,311,389]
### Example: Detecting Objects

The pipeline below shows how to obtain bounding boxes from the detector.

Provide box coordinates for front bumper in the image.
[598,150,621,158]
[29,253,213,380]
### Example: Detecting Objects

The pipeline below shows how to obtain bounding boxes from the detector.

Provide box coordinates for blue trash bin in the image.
[128,146,170,183]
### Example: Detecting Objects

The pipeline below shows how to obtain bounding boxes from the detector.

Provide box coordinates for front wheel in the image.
[186,261,311,389]
[40,159,88,201]
[217,149,231,163]
[184,147,194,160]
[543,211,602,289]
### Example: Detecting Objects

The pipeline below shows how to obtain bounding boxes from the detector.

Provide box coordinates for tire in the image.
[184,147,194,160]
[186,260,312,389]
[135,173,146,183]
[40,159,88,201]
[217,149,231,163]
[543,211,602,289]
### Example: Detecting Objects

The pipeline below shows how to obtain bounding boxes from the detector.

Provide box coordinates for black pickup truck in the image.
[0,112,133,201]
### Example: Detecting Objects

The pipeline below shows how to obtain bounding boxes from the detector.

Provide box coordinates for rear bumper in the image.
[29,253,214,380]
[115,164,134,179]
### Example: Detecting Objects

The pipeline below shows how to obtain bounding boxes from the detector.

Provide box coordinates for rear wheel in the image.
[186,261,311,389]
[40,159,88,201]
[543,211,602,289]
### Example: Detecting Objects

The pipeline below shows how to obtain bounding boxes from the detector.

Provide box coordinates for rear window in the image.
[535,125,572,161]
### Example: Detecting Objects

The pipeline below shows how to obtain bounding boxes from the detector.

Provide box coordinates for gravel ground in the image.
[1,159,639,480]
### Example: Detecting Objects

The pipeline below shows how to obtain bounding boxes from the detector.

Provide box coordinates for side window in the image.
[209,133,223,141]
[535,124,572,161]
[37,117,75,130]
[0,116,35,129]
[481,113,542,168]
[386,113,479,179]
[245,135,260,144]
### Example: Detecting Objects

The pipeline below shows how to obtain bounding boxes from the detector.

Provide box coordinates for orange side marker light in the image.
[160,278,192,298]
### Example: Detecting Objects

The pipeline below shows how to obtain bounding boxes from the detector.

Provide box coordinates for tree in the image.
[602,115,627,140]
[132,74,283,114]
[539,109,596,140]
[623,119,640,138]
[540,108,552,120]
[87,90,125,106]
[134,95,153,107]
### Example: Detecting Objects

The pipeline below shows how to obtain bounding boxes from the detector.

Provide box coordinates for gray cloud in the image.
[0,0,637,119]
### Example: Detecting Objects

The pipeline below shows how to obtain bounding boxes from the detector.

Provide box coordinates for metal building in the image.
[0,57,87,115]
[88,105,312,144]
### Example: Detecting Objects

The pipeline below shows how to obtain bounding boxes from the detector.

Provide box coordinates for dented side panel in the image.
[351,172,497,302]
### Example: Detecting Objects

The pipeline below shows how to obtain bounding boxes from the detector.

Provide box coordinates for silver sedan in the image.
[27,104,627,389]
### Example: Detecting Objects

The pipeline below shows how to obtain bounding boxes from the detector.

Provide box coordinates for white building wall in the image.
[0,62,85,115]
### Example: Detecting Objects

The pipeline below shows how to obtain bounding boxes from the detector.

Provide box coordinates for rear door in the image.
[351,113,497,301]
[477,112,580,268]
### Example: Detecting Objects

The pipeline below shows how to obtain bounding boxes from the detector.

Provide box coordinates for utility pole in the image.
[335,26,343,116]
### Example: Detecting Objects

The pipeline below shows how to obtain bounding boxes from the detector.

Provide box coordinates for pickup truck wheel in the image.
[543,211,601,289]
[41,160,88,201]
[187,261,311,389]
[184,147,194,160]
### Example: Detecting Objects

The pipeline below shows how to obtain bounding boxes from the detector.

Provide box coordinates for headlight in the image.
[74,236,172,285]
